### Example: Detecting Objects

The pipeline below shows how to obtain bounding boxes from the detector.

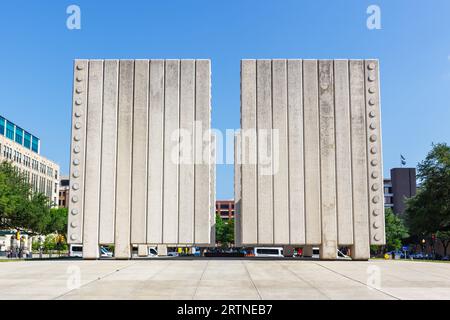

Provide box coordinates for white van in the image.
[69,244,83,258]
[254,247,284,257]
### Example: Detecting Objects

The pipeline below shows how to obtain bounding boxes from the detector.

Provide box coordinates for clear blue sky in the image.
[0,1,449,199]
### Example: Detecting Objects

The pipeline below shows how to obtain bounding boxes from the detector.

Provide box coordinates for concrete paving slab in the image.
[2,259,450,300]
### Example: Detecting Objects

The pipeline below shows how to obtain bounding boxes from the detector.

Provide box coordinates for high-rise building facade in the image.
[384,168,417,215]
[0,115,60,205]
[216,200,235,220]
[59,176,70,208]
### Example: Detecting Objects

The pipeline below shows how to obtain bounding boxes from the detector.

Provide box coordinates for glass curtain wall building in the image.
[0,116,40,153]
[0,115,59,205]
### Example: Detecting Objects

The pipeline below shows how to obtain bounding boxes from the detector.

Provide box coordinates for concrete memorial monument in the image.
[68,59,215,259]
[235,59,385,260]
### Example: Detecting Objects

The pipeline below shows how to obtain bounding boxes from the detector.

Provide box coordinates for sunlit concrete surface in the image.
[1,259,450,300]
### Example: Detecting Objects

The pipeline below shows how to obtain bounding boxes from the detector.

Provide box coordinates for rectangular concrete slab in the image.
[287,59,305,245]
[272,59,290,244]
[334,60,354,245]
[131,60,149,244]
[194,60,212,245]
[318,60,338,259]
[114,60,134,259]
[240,60,258,244]
[256,60,274,245]
[99,60,119,245]
[349,60,370,260]
[237,59,385,258]
[82,60,104,259]
[147,60,165,244]
[303,60,322,245]
[68,60,89,245]
[178,60,195,244]
[163,60,180,244]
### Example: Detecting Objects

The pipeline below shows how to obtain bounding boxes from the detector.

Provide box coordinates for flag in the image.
[400,154,406,166]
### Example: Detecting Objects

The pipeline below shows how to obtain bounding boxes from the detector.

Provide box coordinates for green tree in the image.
[215,214,234,247]
[0,161,57,235]
[385,208,409,251]
[405,143,450,252]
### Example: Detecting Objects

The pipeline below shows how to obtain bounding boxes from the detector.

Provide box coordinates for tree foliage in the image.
[0,161,67,236]
[215,213,234,247]
[385,208,409,251]
[405,143,450,237]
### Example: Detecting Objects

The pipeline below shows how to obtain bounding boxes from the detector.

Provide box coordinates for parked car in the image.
[254,247,283,258]
[69,244,83,258]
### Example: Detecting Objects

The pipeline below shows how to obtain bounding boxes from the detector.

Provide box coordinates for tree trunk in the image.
[442,240,449,257]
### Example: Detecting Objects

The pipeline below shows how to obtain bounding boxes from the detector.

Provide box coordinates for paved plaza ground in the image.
[1,259,450,300]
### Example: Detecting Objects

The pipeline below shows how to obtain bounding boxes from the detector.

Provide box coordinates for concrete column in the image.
[349,61,370,261]
[318,60,337,260]
[147,60,165,244]
[83,60,104,259]
[114,60,134,259]
[138,245,148,257]
[157,245,168,256]
[287,59,305,245]
[303,246,313,258]
[99,60,119,245]
[131,60,149,244]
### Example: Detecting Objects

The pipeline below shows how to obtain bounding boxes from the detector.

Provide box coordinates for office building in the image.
[0,115,60,205]
[384,168,417,215]
[216,200,235,220]
[59,176,70,208]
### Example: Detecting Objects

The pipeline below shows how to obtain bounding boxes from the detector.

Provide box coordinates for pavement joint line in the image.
[52,260,138,300]
[241,260,263,300]
[280,262,331,300]
[313,262,400,300]
[192,260,210,300]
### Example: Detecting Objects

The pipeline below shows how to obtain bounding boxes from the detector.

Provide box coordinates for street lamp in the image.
[421,238,426,256]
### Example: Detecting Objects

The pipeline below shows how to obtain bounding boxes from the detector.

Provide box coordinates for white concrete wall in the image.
[67,59,214,259]
[236,59,385,260]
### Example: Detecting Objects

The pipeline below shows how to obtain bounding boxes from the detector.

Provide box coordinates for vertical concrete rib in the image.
[303,60,321,245]
[68,59,89,245]
[234,131,242,246]
[163,60,180,244]
[178,59,195,244]
[240,60,258,244]
[365,60,385,245]
[82,60,104,259]
[349,60,370,260]
[194,60,211,244]
[272,59,289,244]
[287,59,305,245]
[99,60,119,245]
[130,60,149,244]
[114,60,134,259]
[318,60,338,259]
[147,60,165,244]
[256,59,274,245]
[334,60,354,245]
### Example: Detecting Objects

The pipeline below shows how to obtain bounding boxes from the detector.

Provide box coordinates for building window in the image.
[0,117,5,135]
[6,121,14,140]
[15,127,24,145]
[31,136,39,153]
[24,132,31,149]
